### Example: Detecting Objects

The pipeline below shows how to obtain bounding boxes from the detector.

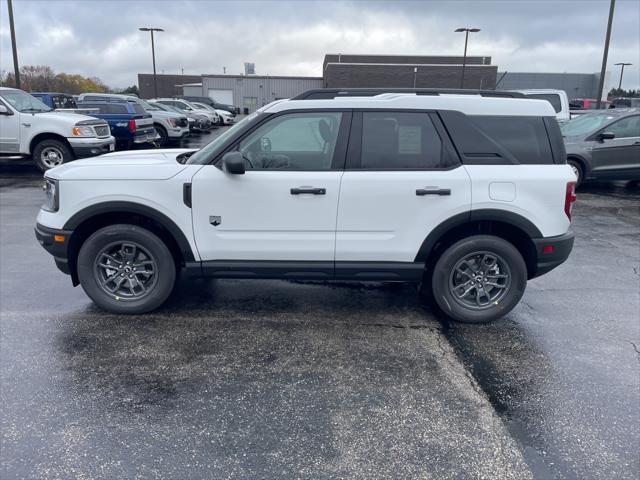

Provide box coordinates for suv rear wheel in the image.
[430,235,527,323]
[77,224,176,314]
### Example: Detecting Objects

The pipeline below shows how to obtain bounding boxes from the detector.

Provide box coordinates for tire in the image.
[567,158,584,187]
[77,224,176,314]
[154,125,169,147]
[430,235,527,324]
[33,139,74,172]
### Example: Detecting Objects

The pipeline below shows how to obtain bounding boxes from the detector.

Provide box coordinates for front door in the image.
[191,110,349,266]
[335,111,472,270]
[0,99,20,154]
[590,115,640,178]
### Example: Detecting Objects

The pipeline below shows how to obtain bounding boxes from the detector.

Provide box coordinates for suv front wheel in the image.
[77,224,176,314]
[430,235,527,323]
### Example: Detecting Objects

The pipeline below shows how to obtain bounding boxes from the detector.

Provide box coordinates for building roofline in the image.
[325,62,496,68]
[201,74,323,80]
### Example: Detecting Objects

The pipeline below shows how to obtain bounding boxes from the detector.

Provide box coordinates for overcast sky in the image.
[1,0,638,90]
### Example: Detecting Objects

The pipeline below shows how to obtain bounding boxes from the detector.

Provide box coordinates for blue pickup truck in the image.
[76,99,159,149]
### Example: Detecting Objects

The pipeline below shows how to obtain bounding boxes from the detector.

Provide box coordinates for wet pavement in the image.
[1,129,638,479]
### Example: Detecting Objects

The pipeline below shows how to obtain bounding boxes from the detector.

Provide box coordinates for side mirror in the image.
[222,151,246,175]
[598,132,615,141]
[0,105,13,115]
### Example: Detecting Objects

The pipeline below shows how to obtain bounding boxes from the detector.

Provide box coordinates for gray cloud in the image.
[1,0,638,90]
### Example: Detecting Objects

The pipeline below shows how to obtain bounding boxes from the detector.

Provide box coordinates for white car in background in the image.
[151,98,219,127]
[191,102,235,125]
[512,89,570,123]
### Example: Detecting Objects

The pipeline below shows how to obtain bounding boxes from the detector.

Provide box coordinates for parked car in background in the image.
[178,95,237,116]
[77,93,189,146]
[190,102,235,125]
[512,89,570,123]
[149,101,211,132]
[609,97,640,109]
[569,98,610,110]
[76,99,158,150]
[561,108,640,185]
[0,87,114,171]
[151,98,219,127]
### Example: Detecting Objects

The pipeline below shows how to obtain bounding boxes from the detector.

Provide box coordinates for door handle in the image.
[290,187,326,195]
[416,187,451,196]
[21,123,31,127]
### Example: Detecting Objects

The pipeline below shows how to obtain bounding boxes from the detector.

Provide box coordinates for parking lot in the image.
[1,127,639,479]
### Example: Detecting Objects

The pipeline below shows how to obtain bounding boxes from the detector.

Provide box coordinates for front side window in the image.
[604,115,640,138]
[238,112,343,170]
[360,112,448,169]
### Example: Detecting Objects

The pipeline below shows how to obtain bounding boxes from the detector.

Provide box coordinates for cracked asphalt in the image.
[1,129,639,479]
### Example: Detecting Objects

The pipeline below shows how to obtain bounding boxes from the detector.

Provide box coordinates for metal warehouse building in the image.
[193,75,323,112]
[495,71,610,99]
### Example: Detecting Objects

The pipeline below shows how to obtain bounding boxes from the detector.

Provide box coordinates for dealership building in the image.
[138,54,610,112]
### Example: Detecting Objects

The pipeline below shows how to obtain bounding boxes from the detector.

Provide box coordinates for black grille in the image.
[94,125,110,137]
[176,118,188,128]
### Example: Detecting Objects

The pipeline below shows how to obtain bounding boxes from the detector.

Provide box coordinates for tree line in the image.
[0,65,138,96]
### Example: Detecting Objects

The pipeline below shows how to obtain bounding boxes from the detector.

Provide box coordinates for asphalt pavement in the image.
[1,128,638,479]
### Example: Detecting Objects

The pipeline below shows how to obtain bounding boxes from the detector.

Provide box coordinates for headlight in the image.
[71,125,94,137]
[42,178,59,212]
[166,117,177,128]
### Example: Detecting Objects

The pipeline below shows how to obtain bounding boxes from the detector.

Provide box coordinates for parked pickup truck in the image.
[76,100,159,149]
[0,87,115,171]
[30,92,99,115]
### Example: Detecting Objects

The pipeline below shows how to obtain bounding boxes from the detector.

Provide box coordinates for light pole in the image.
[7,0,20,89]
[596,0,615,109]
[455,27,480,89]
[614,62,632,90]
[139,27,164,98]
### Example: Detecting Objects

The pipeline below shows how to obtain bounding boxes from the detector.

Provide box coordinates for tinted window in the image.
[238,112,342,170]
[471,116,553,164]
[525,93,562,113]
[605,115,640,138]
[361,112,447,169]
[131,103,145,114]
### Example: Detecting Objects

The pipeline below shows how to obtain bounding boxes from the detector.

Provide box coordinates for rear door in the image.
[335,110,471,274]
[590,115,640,177]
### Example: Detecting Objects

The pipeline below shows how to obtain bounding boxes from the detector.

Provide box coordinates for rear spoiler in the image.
[292,88,527,100]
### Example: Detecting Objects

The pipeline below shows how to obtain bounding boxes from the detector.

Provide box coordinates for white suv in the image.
[35,89,576,323]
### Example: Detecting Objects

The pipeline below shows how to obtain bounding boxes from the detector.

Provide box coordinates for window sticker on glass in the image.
[398,126,422,154]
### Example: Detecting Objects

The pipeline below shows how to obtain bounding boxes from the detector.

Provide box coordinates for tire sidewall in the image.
[431,235,527,323]
[567,159,583,186]
[154,125,169,147]
[77,224,176,314]
[33,139,73,172]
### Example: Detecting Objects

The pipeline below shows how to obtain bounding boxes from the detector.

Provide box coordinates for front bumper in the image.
[67,136,115,157]
[167,126,190,139]
[35,223,73,276]
[531,230,575,278]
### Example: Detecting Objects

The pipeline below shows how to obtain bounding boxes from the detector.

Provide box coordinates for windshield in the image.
[0,90,52,113]
[187,112,261,165]
[560,113,617,137]
[139,99,161,111]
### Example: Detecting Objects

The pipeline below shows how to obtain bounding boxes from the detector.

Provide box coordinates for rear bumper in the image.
[133,130,161,144]
[35,223,73,276]
[67,136,115,157]
[531,230,574,278]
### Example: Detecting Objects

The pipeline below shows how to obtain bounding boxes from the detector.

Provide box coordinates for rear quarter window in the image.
[470,115,554,164]
[131,103,145,114]
[525,93,562,113]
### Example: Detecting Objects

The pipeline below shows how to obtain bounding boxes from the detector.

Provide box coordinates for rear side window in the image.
[469,116,554,164]
[131,103,145,114]
[525,93,562,113]
[360,112,452,169]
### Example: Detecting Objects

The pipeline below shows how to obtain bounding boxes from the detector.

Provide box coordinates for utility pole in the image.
[614,62,632,90]
[7,0,20,89]
[139,27,164,98]
[455,27,480,89]
[596,0,615,109]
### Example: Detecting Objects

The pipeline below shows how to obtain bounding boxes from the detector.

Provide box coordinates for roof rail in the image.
[292,88,526,100]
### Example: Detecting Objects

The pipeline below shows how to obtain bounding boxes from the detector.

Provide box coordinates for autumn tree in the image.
[2,65,110,94]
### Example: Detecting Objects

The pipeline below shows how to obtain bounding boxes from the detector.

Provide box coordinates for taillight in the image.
[565,181,577,221]
[128,119,136,133]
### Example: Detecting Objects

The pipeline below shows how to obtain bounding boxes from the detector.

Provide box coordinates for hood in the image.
[29,110,107,126]
[46,148,198,181]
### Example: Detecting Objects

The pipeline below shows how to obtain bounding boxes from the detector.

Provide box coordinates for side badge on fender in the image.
[209,216,222,227]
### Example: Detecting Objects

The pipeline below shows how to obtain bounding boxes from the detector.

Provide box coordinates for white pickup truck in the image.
[0,87,115,171]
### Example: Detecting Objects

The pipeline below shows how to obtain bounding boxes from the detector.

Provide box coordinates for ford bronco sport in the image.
[35,89,576,323]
